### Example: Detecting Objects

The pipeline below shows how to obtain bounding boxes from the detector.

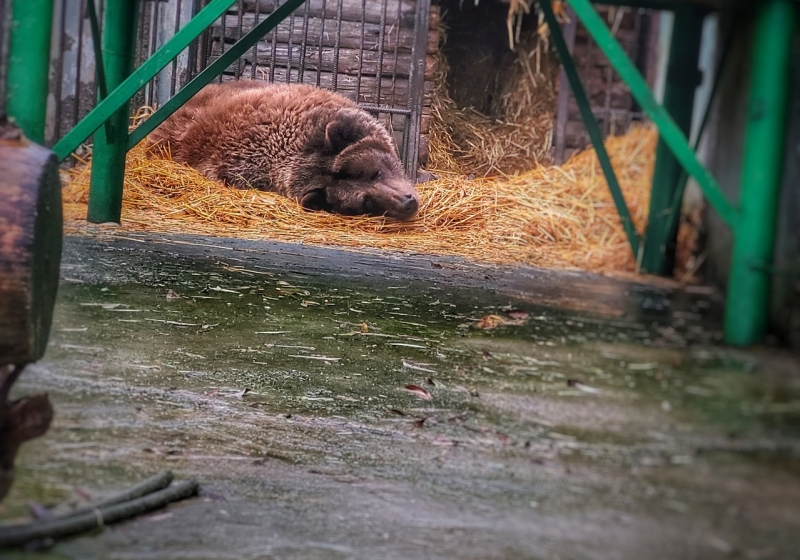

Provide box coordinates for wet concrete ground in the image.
[2,233,800,560]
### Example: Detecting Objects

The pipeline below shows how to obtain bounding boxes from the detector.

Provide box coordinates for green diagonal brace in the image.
[53,0,239,162]
[567,0,739,232]
[128,0,307,149]
[541,0,640,258]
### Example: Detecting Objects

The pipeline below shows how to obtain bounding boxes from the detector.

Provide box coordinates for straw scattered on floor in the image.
[63,124,657,275]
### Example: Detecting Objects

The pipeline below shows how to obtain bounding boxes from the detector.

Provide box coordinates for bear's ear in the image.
[324,110,368,154]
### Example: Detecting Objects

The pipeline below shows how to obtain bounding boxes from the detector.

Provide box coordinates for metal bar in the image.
[389,0,401,108]
[249,0,259,79]
[6,0,55,143]
[725,0,797,346]
[268,0,278,81]
[568,0,738,231]
[86,0,139,223]
[86,0,114,140]
[86,0,109,100]
[171,0,185,96]
[128,0,307,149]
[373,0,387,105]
[640,6,704,275]
[298,0,310,83]
[53,0,239,161]
[286,10,295,83]
[52,0,67,141]
[147,0,160,105]
[332,0,342,91]
[658,19,736,256]
[355,0,366,101]
[235,0,244,78]
[359,104,411,116]
[404,0,429,179]
[73,0,86,127]
[554,6,576,165]
[541,0,640,257]
[219,0,227,82]
[316,0,326,86]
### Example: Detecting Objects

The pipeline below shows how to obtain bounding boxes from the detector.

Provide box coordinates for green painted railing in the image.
[541,0,641,260]
[546,0,796,346]
[128,0,307,149]
[52,0,241,161]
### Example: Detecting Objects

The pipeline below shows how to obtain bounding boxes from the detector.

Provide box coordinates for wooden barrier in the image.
[0,118,61,501]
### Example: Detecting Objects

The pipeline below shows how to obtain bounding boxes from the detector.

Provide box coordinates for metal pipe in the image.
[87,0,140,223]
[641,6,705,275]
[724,0,797,346]
[6,0,55,143]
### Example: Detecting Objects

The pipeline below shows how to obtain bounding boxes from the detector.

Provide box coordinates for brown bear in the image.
[148,80,420,221]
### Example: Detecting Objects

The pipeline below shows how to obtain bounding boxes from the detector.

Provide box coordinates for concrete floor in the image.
[2,233,799,560]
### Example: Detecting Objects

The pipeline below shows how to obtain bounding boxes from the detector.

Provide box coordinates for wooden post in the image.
[0,118,61,501]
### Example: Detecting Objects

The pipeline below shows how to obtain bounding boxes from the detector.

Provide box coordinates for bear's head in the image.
[297,109,420,221]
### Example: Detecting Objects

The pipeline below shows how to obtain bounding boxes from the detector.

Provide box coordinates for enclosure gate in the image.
[1,0,431,178]
[2,0,796,348]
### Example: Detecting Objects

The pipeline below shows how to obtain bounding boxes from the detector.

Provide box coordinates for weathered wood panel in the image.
[232,0,419,28]
[219,69,433,108]
[213,42,435,80]
[212,14,438,55]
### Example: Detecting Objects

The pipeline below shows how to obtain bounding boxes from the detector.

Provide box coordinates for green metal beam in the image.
[725,0,797,346]
[641,6,705,275]
[86,0,139,224]
[53,0,239,162]
[6,0,55,144]
[128,0,308,149]
[541,0,641,258]
[567,0,739,231]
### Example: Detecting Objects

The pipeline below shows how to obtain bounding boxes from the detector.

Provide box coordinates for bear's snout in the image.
[375,180,420,221]
[400,192,419,215]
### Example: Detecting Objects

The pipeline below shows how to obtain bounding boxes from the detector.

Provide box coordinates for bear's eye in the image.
[372,170,383,182]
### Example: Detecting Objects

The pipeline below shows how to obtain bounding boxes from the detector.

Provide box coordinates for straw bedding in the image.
[63,123,657,275]
[62,20,670,277]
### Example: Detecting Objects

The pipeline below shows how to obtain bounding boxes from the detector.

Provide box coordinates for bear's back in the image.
[149,81,360,186]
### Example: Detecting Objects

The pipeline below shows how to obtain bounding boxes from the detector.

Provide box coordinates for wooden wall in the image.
[206,0,440,165]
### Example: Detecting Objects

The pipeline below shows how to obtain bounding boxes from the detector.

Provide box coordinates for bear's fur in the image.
[149,80,420,220]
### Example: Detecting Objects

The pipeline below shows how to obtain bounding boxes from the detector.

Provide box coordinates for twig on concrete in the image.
[0,479,199,548]
[65,470,174,517]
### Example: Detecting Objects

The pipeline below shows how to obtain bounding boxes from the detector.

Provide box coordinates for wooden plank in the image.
[212,14,438,54]
[212,41,435,80]
[232,0,418,28]
[219,68,433,107]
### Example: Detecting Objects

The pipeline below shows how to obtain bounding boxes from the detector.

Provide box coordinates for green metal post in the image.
[540,0,640,258]
[6,0,55,144]
[53,0,239,162]
[566,0,738,231]
[641,7,705,276]
[725,0,797,346]
[87,0,140,224]
[127,0,307,148]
